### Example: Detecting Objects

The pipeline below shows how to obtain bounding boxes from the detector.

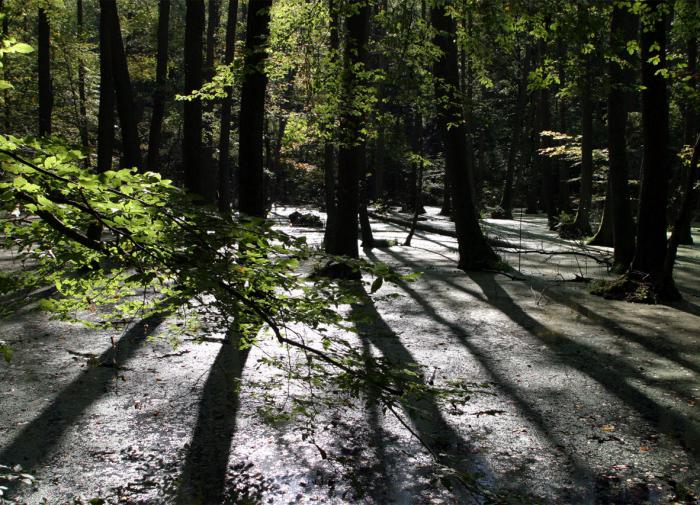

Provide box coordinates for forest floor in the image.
[1,206,699,505]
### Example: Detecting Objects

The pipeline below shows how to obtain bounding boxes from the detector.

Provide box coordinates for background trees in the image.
[0,0,698,299]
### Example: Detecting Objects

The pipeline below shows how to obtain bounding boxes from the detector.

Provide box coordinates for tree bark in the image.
[572,57,593,235]
[77,0,89,157]
[217,0,239,213]
[97,1,115,175]
[238,0,272,218]
[205,0,221,81]
[631,0,672,289]
[322,0,340,252]
[38,7,52,136]
[536,29,557,226]
[326,0,369,263]
[147,0,170,172]
[606,4,637,268]
[431,0,497,270]
[102,1,142,171]
[498,45,531,219]
[184,0,205,195]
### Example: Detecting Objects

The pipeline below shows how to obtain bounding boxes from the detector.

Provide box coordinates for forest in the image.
[0,0,699,503]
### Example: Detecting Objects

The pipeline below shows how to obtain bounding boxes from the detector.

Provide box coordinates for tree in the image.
[326,0,370,265]
[184,0,205,196]
[37,6,51,136]
[238,0,272,218]
[76,0,88,157]
[217,0,239,213]
[431,0,497,270]
[631,0,676,298]
[606,3,636,269]
[147,0,171,172]
[97,0,115,175]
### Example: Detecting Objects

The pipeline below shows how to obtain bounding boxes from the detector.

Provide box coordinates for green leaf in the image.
[370,276,384,294]
[9,42,33,54]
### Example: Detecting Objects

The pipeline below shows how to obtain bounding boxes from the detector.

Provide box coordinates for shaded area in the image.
[0,313,165,496]
[175,333,250,505]
[350,286,495,502]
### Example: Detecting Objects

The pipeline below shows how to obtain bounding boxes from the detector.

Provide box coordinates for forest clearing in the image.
[1,0,700,503]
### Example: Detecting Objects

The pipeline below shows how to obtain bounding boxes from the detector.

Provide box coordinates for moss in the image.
[590,274,658,304]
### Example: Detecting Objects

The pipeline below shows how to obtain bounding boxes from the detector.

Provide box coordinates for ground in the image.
[0,207,698,504]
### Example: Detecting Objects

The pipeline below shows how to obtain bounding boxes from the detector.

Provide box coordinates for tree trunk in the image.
[184,0,205,195]
[97,1,115,175]
[498,45,531,219]
[103,1,142,171]
[238,0,272,218]
[217,0,239,213]
[536,31,557,226]
[322,0,340,252]
[1,0,10,131]
[678,6,698,245]
[431,0,497,270]
[663,132,700,295]
[38,7,52,136]
[606,3,637,268]
[631,0,672,290]
[147,0,170,172]
[205,0,221,81]
[77,0,89,157]
[572,57,593,235]
[326,0,369,264]
[589,181,613,246]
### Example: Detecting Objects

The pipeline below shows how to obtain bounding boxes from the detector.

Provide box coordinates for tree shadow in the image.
[0,313,165,496]
[174,333,249,505]
[365,250,596,493]
[350,284,496,502]
[466,272,700,456]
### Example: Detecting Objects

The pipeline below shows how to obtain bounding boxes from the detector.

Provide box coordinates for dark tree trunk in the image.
[631,0,672,290]
[439,177,452,216]
[607,4,637,269]
[184,0,205,195]
[217,0,239,213]
[38,8,52,136]
[498,45,531,219]
[557,41,570,213]
[572,57,593,235]
[536,32,557,226]
[679,9,698,245]
[147,0,170,172]
[326,0,369,262]
[589,181,613,246]
[664,132,700,294]
[1,0,9,131]
[205,0,221,81]
[322,0,340,252]
[431,0,497,270]
[103,1,142,171]
[77,0,89,156]
[97,1,115,175]
[238,0,272,218]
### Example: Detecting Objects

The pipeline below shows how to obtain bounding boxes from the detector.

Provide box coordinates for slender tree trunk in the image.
[631,0,673,293]
[679,7,698,244]
[217,0,239,213]
[439,177,452,216]
[238,0,272,218]
[326,0,369,265]
[38,7,52,136]
[97,1,115,175]
[664,132,700,293]
[103,1,142,171]
[572,57,593,235]
[431,0,497,270]
[184,0,205,195]
[205,0,221,81]
[606,5,637,269]
[557,42,570,213]
[1,0,9,131]
[536,29,556,226]
[498,45,531,219]
[147,0,170,172]
[322,0,340,251]
[77,0,88,157]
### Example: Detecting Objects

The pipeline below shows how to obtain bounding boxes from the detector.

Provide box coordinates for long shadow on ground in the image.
[467,273,700,456]
[174,334,249,505]
[0,313,165,497]
[350,287,496,503]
